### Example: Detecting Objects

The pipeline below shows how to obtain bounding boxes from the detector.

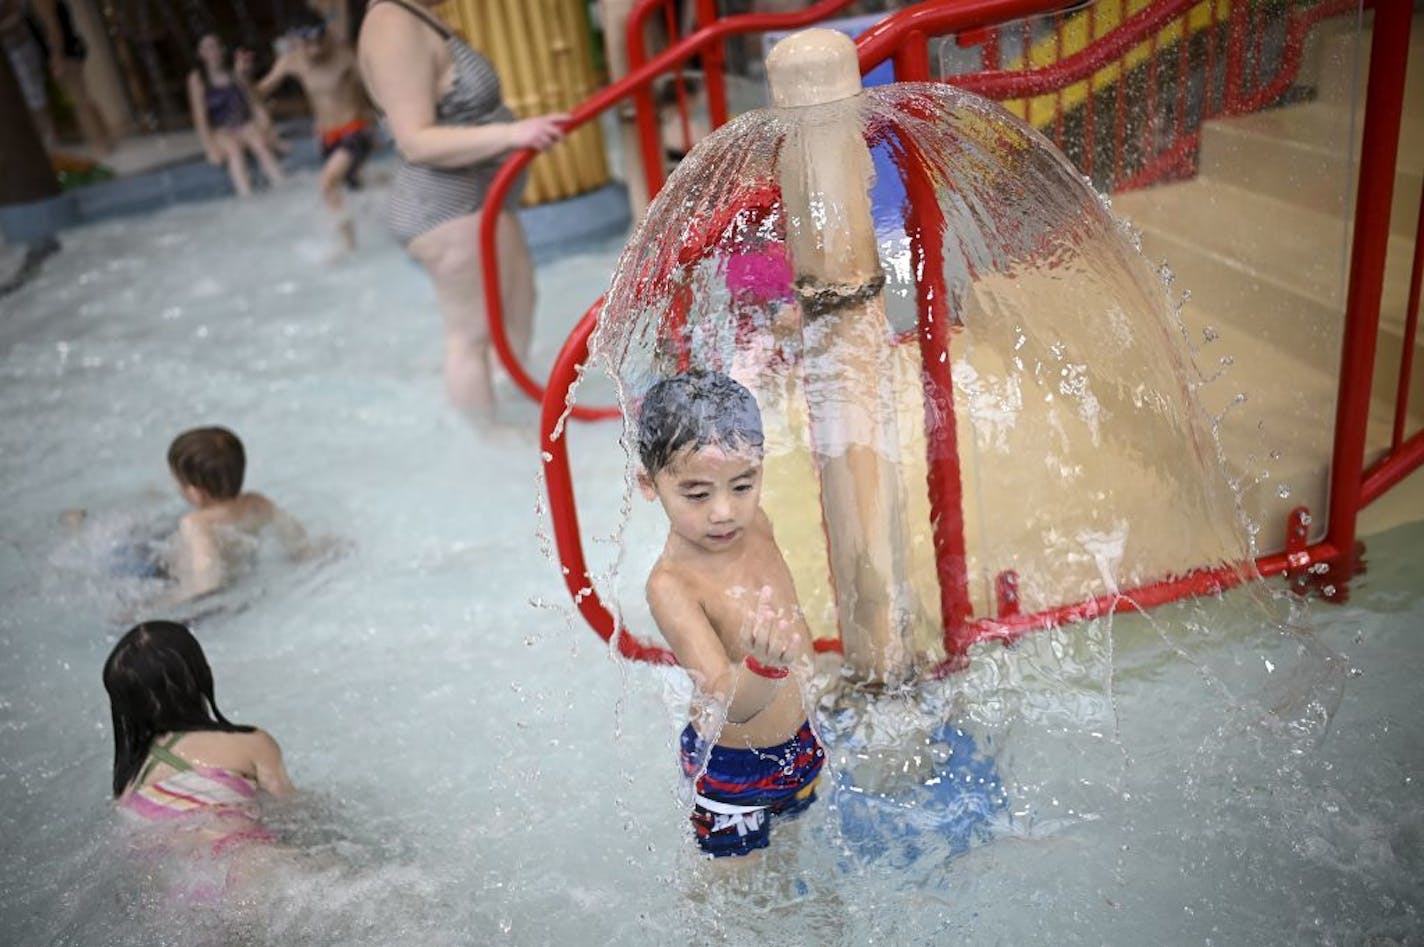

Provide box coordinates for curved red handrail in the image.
[626,0,859,199]
[542,299,677,665]
[479,0,869,421]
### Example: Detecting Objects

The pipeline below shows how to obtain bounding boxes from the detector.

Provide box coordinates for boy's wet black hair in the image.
[102,621,254,797]
[637,370,765,477]
[168,426,245,499]
[288,5,327,37]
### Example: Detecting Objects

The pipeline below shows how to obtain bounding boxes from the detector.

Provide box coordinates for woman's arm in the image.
[357,4,565,167]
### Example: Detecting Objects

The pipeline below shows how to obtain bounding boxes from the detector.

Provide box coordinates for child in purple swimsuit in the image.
[187,33,285,197]
[637,371,825,857]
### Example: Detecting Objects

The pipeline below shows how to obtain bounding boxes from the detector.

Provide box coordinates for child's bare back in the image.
[165,427,309,605]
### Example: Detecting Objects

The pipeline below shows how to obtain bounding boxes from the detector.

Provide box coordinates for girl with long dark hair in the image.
[104,621,294,854]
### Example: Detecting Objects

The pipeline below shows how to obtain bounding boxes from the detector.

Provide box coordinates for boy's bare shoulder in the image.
[646,556,699,604]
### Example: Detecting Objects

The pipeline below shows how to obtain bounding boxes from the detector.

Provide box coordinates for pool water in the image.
[1,173,1421,945]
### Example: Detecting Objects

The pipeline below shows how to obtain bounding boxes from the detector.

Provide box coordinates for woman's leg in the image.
[238,123,285,187]
[407,212,497,421]
[494,210,536,363]
[214,130,251,196]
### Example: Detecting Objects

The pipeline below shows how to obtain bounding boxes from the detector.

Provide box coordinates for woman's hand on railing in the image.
[509,114,571,152]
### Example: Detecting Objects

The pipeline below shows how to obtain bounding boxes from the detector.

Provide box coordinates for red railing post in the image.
[1325,0,1412,582]
[893,29,932,79]
[1223,0,1248,112]
[541,302,678,665]
[1392,185,1424,450]
[889,109,976,659]
[697,0,730,129]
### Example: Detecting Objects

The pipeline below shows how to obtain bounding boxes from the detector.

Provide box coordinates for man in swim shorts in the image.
[638,371,825,857]
[254,11,374,253]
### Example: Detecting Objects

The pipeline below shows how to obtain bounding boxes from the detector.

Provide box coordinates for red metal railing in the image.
[493,0,1362,419]
[859,0,1362,193]
[538,0,1420,668]
[624,0,859,206]
[478,0,862,420]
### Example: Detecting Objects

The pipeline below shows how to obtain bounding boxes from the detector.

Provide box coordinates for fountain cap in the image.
[766,28,864,109]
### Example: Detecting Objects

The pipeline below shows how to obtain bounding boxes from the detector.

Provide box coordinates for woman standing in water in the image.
[358,0,567,426]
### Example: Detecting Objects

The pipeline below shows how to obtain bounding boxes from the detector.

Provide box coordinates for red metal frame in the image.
[625,0,858,200]
[536,0,1421,669]
[478,0,859,421]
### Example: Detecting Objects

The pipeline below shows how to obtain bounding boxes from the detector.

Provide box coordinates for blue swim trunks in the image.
[680,720,825,857]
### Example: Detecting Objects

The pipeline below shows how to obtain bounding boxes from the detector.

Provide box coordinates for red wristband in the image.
[744,655,789,679]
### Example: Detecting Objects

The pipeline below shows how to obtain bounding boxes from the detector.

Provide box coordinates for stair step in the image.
[1115,179,1423,416]
[1309,12,1424,108]
[1200,102,1423,236]
[1185,306,1405,549]
[1116,179,1417,331]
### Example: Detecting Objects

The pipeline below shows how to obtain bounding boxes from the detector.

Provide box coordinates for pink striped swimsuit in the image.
[121,735,275,855]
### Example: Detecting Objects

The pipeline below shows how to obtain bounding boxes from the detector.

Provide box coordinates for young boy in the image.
[252,12,373,252]
[164,426,309,605]
[637,371,825,857]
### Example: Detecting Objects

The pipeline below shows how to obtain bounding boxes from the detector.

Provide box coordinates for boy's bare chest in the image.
[695,550,798,647]
[300,57,355,96]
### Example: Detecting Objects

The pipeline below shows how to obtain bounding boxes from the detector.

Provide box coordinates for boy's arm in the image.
[253,53,294,101]
[648,572,788,726]
[168,515,225,603]
[270,505,311,560]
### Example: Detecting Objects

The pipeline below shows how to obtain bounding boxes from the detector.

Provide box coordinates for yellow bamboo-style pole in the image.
[438,0,609,204]
[767,29,918,686]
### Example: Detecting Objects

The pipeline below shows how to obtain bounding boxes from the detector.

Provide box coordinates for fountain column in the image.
[766,29,915,685]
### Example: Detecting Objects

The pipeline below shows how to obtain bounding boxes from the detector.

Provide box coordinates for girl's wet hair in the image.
[168,426,245,499]
[102,621,252,796]
[637,370,765,476]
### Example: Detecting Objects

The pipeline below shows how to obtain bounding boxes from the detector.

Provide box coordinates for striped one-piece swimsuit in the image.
[378,0,526,245]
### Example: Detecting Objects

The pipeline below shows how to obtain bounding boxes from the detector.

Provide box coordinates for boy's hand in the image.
[740,585,800,672]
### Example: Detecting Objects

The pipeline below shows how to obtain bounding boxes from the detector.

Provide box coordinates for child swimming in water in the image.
[163,426,310,607]
[104,621,294,856]
[637,370,825,857]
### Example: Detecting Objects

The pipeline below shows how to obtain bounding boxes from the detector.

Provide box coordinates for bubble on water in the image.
[1277,484,1292,499]
[1202,326,1219,343]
